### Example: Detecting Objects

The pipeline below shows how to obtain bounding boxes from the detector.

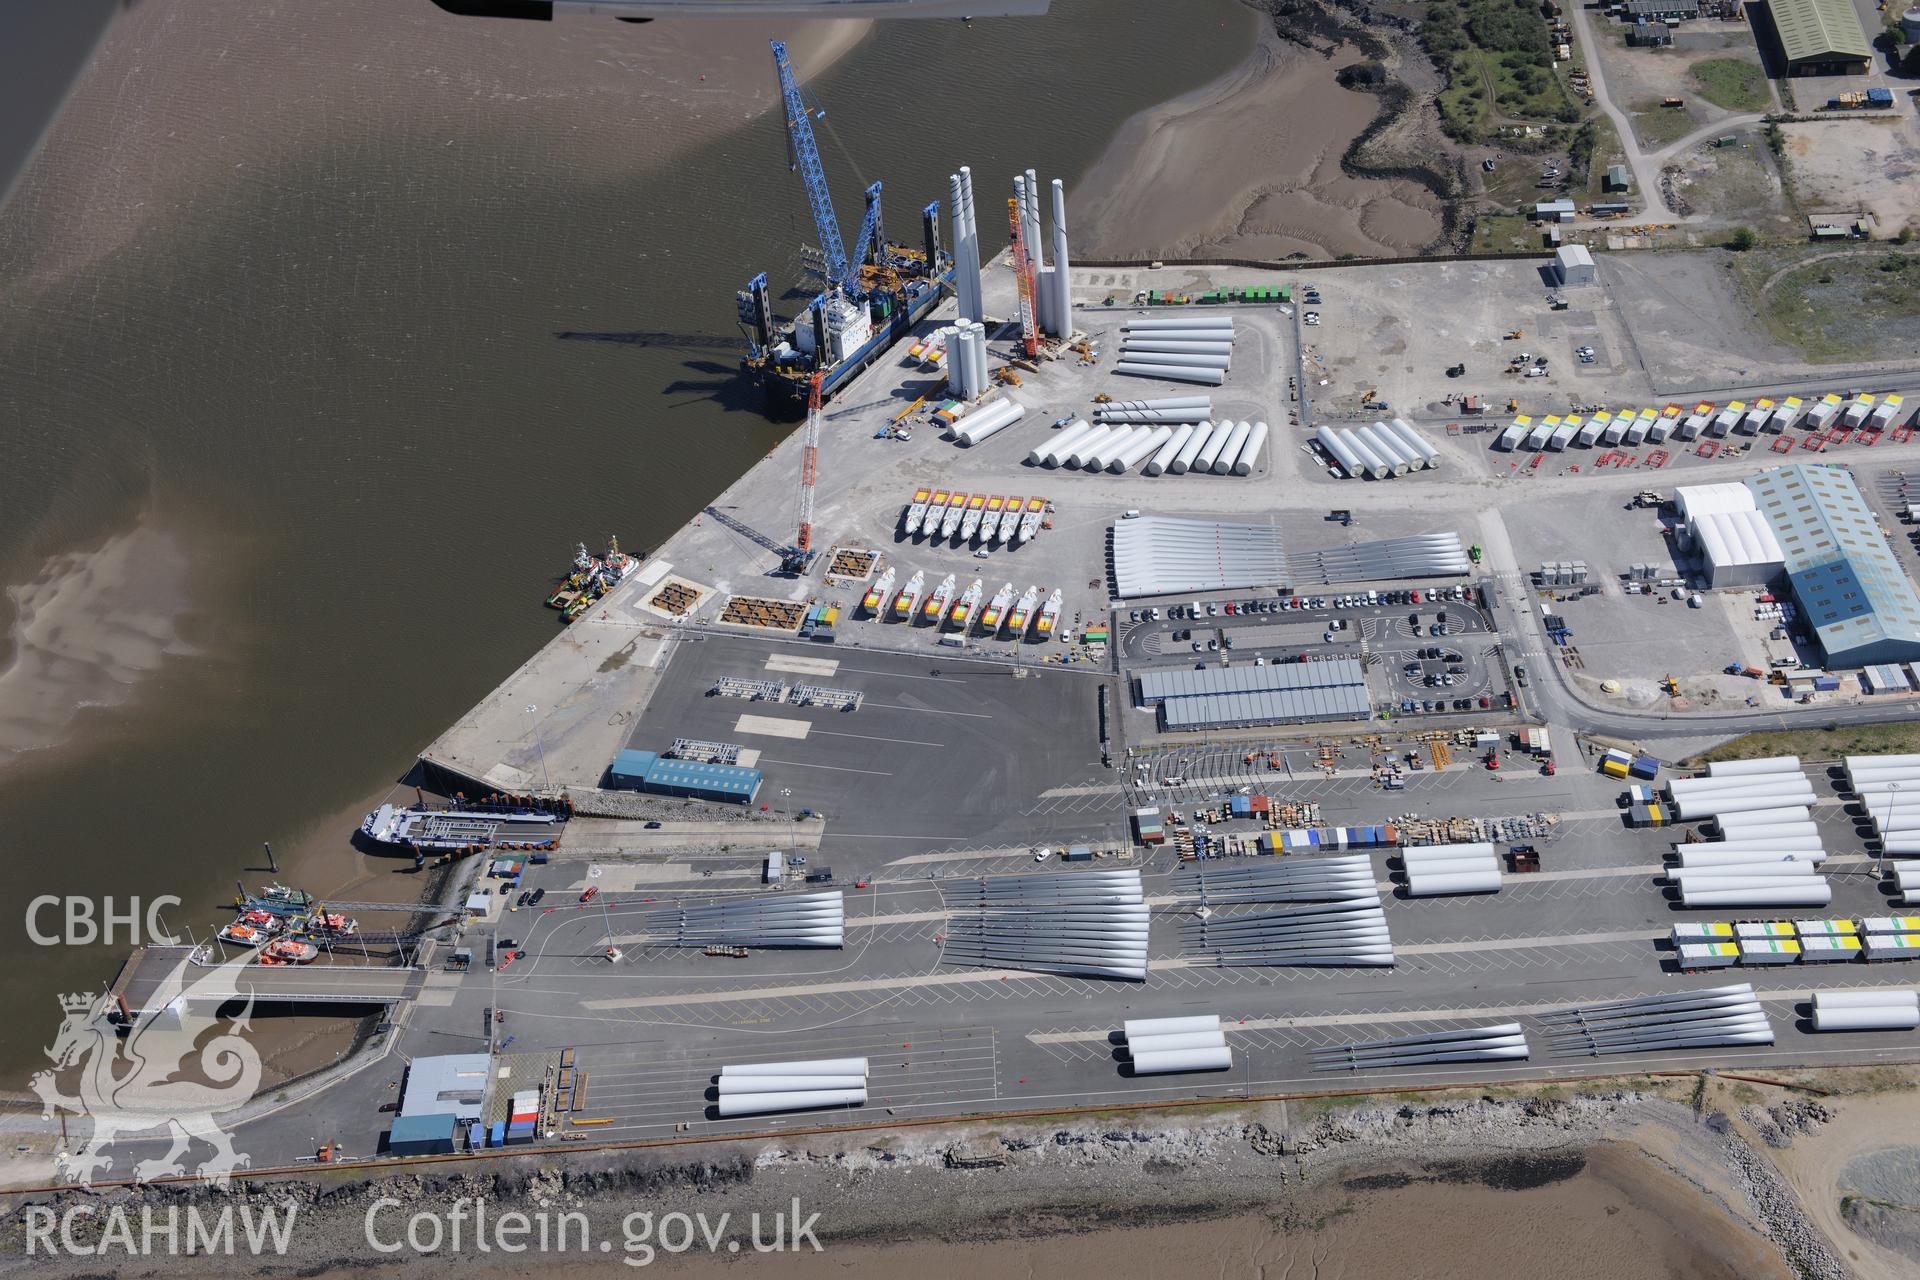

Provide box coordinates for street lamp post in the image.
[1881,781,1899,882]
[525,703,552,795]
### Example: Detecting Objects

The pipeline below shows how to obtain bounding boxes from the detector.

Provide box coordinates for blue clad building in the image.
[1747,465,1920,668]
[607,749,764,804]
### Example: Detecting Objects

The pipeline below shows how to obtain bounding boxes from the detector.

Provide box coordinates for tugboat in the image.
[243,885,315,917]
[546,537,642,622]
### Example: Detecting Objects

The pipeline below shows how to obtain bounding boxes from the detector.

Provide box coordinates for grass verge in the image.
[1679,720,1920,768]
[1690,58,1769,113]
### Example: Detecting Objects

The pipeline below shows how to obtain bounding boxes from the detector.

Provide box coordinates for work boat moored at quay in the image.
[360,799,567,853]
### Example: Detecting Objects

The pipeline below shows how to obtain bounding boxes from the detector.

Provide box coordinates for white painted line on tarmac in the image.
[766,654,841,676]
[735,748,762,768]
[813,729,943,748]
[759,758,892,776]
[735,714,811,739]
[859,701,994,719]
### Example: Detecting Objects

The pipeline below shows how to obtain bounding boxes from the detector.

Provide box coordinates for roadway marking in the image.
[1024,985,1842,1046]
[814,729,943,748]
[759,758,890,776]
[573,928,1671,1014]
[833,666,967,683]
[765,655,840,677]
[633,560,672,589]
[860,701,995,719]
[735,714,811,739]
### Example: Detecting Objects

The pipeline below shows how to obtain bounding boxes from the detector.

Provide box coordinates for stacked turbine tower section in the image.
[1662,757,1833,907]
[1121,1015,1232,1075]
[1809,989,1920,1032]
[1003,169,1075,338]
[945,320,993,403]
[940,870,1148,981]
[1117,316,1234,387]
[1400,843,1502,897]
[1317,422,1440,479]
[1846,754,1920,867]
[714,1057,868,1118]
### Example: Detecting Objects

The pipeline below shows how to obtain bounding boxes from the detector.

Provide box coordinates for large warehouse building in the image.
[1135,658,1370,730]
[1763,0,1872,74]
[1679,466,1920,668]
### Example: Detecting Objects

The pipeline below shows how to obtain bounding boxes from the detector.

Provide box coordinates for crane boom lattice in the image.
[771,40,848,293]
[1007,197,1038,358]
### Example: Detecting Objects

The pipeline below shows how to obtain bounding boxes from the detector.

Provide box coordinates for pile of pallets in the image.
[652,582,702,616]
[826,547,876,579]
[719,595,805,630]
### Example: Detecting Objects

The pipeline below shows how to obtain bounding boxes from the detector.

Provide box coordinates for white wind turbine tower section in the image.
[714,1057,869,1118]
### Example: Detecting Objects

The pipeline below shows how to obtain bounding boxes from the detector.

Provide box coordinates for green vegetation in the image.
[1426,0,1581,142]
[1629,101,1698,150]
[1727,226,1757,251]
[1689,58,1769,113]
[1681,718,1920,767]
[1728,248,1920,364]
[1470,212,1537,254]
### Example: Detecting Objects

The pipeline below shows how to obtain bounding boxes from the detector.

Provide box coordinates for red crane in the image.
[782,370,823,574]
[1007,197,1038,359]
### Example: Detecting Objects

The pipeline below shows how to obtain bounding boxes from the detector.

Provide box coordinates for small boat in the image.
[259,937,319,965]
[308,912,359,936]
[238,909,281,929]
[218,922,271,947]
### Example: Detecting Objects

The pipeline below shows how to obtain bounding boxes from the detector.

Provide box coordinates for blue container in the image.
[1813,675,1840,691]
[1629,755,1659,779]
[491,1121,505,1147]
[1230,796,1252,818]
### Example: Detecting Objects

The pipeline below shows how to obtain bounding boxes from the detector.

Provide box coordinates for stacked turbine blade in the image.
[1400,843,1502,897]
[1311,1023,1528,1072]
[1541,984,1772,1056]
[1116,317,1234,386]
[940,870,1147,981]
[1178,859,1390,968]
[1316,421,1439,480]
[1121,1014,1232,1074]
[642,890,844,949]
[714,1057,868,1118]
[1663,757,1831,906]
[1809,988,1920,1032]
[1846,753,1920,863]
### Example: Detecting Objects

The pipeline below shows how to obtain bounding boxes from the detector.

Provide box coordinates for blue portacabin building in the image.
[607,749,764,804]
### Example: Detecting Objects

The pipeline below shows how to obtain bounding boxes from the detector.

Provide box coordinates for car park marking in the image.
[764,654,841,676]
[734,713,811,739]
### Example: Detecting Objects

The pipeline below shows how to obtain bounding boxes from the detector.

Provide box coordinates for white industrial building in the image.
[1554,244,1596,286]
[1675,482,1785,588]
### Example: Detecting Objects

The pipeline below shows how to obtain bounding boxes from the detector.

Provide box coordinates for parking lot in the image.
[316,748,1920,1154]
[1115,583,1511,734]
[617,633,1122,856]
